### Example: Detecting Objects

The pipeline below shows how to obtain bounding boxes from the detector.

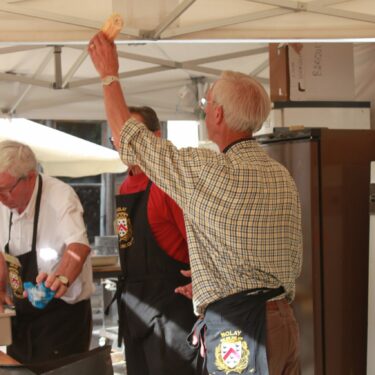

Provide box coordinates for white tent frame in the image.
[1,0,375,119]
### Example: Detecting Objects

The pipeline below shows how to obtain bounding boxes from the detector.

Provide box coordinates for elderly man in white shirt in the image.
[0,140,94,364]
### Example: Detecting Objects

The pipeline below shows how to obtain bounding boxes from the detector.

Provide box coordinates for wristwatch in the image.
[102,75,120,86]
[56,275,70,287]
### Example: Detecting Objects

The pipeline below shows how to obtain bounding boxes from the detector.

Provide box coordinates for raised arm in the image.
[88,32,131,149]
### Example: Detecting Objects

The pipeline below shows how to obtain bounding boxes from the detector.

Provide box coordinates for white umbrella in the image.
[0,118,127,177]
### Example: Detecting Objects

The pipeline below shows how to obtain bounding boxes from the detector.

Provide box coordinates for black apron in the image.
[4,175,92,364]
[188,287,284,375]
[115,180,198,375]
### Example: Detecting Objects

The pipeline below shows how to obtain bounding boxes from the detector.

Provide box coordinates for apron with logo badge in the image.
[115,180,197,375]
[189,287,284,375]
[4,175,92,364]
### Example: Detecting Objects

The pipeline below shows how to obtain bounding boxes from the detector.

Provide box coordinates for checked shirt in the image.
[119,118,302,315]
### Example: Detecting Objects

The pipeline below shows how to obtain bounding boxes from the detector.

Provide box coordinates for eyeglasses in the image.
[199,97,210,111]
[0,177,25,197]
[199,96,220,111]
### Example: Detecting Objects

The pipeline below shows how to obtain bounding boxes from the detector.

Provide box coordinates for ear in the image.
[154,130,162,138]
[215,104,224,125]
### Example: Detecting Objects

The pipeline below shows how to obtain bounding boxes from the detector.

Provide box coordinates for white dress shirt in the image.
[0,174,94,303]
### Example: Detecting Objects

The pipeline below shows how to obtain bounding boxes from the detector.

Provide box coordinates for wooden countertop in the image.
[92,264,122,279]
[0,350,19,365]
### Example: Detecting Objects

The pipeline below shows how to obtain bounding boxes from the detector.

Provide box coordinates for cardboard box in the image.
[269,43,355,102]
[289,43,355,101]
[269,43,289,102]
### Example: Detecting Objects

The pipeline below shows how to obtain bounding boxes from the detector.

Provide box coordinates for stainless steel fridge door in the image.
[261,139,320,375]
[367,162,375,375]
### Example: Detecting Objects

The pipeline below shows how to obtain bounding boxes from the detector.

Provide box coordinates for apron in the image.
[188,287,284,375]
[115,180,197,375]
[4,175,92,364]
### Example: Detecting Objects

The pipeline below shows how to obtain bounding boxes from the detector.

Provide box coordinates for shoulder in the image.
[41,175,81,209]
[149,182,169,206]
[42,175,76,194]
[150,183,183,214]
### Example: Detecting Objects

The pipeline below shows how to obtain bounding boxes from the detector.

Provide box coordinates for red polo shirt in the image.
[119,172,189,264]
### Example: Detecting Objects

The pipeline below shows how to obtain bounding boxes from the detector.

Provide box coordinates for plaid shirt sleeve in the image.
[119,117,217,210]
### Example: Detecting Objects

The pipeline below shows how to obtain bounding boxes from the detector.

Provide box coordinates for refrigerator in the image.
[367,162,375,375]
[257,128,375,375]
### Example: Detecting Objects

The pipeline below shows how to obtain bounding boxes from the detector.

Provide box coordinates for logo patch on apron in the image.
[4,253,24,299]
[215,330,250,374]
[116,206,134,249]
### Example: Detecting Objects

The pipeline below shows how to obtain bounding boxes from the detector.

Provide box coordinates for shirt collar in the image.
[222,137,255,154]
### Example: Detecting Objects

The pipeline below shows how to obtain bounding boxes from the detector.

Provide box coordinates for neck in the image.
[218,130,253,153]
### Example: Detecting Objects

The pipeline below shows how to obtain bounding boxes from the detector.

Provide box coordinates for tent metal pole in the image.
[152,0,196,39]
[100,123,116,236]
[62,49,89,89]
[53,46,63,89]
[10,48,54,115]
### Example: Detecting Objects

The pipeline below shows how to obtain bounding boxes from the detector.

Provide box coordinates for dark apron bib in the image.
[189,287,284,375]
[115,180,197,375]
[4,175,91,364]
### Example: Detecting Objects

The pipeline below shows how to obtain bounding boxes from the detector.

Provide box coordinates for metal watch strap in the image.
[102,75,120,86]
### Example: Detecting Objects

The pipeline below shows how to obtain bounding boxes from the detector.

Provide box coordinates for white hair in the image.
[212,71,271,132]
[0,140,37,177]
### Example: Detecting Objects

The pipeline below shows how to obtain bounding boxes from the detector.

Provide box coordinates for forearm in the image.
[88,31,132,148]
[103,82,131,149]
[55,243,90,285]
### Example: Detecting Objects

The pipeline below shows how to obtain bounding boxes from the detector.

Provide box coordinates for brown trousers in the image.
[266,299,301,375]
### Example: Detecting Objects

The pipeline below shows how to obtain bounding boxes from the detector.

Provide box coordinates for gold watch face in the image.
[103,76,112,85]
[57,275,69,286]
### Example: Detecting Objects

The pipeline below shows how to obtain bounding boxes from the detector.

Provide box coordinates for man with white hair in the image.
[89,32,303,375]
[0,140,94,364]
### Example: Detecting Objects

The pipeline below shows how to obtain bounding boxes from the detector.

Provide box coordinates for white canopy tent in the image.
[1,2,375,373]
[0,118,127,177]
[1,0,375,41]
[0,0,374,125]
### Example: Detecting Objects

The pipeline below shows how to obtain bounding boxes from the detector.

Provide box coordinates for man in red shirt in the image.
[115,106,197,375]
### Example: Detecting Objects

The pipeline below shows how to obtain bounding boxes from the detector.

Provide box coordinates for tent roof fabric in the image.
[0,119,127,177]
[1,0,375,42]
[0,0,374,125]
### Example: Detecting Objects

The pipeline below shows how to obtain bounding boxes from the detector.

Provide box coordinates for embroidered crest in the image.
[215,330,250,374]
[8,264,24,299]
[116,206,134,249]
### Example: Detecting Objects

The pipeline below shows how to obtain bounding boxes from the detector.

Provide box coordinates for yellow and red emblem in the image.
[214,330,250,374]
[116,206,134,249]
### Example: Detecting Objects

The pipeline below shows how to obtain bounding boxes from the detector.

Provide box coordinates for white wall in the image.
[355,44,375,130]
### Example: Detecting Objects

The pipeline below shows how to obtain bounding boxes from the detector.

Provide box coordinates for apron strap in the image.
[187,318,208,372]
[145,179,153,195]
[104,275,125,347]
[4,213,13,254]
[31,175,43,253]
